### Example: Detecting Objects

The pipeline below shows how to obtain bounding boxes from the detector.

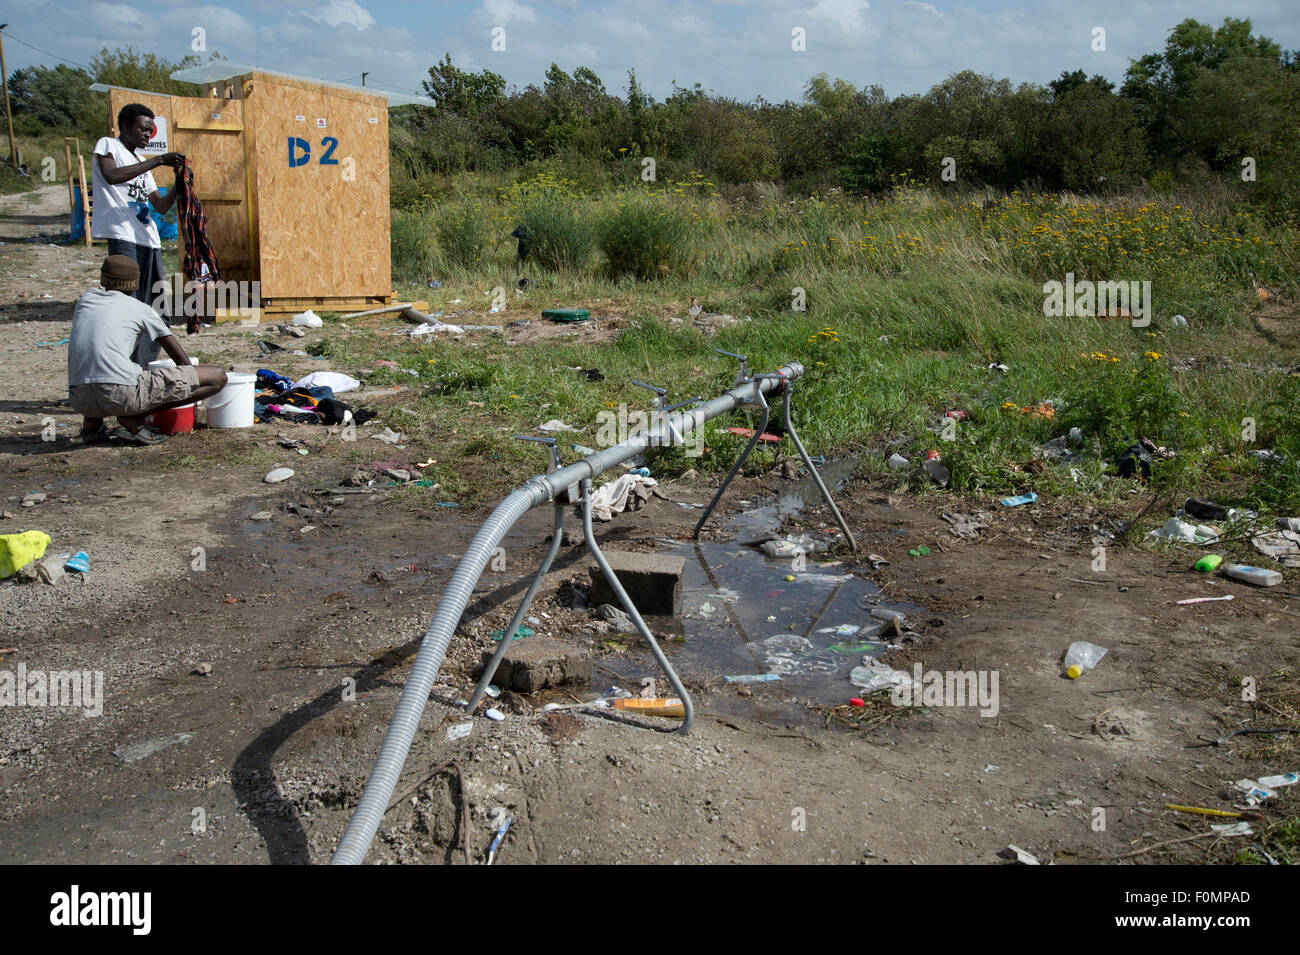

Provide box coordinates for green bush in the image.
[515,191,594,272]
[390,210,438,282]
[1059,357,1195,456]
[436,200,488,269]
[597,196,694,279]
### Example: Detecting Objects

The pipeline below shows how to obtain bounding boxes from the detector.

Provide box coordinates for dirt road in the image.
[1,186,1294,865]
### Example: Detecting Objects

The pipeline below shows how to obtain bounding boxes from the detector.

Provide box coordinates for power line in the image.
[0,28,93,72]
[365,76,428,96]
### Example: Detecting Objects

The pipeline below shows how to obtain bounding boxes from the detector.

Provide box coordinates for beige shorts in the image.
[70,365,199,419]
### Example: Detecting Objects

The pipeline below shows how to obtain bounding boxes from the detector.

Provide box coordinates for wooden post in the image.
[63,139,75,211]
[77,152,91,248]
[0,26,17,171]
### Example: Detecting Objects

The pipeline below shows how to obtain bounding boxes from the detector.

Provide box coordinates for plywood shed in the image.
[92,66,432,321]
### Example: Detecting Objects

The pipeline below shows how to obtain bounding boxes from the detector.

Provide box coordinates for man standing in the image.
[69,255,228,445]
[92,103,185,352]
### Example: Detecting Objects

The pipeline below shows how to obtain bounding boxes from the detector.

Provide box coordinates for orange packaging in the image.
[611,698,686,718]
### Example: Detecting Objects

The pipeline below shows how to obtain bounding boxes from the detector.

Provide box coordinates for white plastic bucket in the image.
[206,372,256,428]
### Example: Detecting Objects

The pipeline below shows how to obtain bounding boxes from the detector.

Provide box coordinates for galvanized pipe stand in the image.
[334,360,817,864]
[693,351,857,552]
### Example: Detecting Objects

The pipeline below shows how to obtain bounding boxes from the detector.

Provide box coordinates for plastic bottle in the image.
[1064,641,1107,679]
[1194,554,1223,572]
[1223,564,1283,587]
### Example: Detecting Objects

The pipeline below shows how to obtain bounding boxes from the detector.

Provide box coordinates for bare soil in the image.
[2,186,1296,865]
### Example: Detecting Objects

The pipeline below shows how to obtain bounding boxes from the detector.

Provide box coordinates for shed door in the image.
[171,95,254,288]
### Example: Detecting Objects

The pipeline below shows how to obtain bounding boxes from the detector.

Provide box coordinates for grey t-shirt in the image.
[68,288,172,387]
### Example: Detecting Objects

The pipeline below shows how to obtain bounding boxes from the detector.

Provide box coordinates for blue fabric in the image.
[257,369,293,392]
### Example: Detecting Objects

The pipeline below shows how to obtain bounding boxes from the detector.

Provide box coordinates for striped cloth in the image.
[174,160,221,335]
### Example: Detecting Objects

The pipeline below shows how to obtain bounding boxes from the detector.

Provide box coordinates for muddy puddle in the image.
[601,463,924,712]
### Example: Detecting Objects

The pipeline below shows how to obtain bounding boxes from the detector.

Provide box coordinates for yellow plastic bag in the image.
[0,531,51,579]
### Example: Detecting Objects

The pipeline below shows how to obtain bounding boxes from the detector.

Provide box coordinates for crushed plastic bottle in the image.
[1223,564,1283,587]
[1064,641,1107,679]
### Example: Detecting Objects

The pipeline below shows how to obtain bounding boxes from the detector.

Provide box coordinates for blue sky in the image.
[4,0,1299,104]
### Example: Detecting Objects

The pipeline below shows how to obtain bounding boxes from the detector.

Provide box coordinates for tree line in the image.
[7,17,1298,211]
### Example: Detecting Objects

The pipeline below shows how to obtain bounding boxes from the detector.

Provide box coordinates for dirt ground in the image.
[2,185,1297,866]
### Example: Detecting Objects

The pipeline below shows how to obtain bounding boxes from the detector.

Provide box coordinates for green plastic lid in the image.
[542,307,590,323]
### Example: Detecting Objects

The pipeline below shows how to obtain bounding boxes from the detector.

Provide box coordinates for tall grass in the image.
[390,210,437,283]
[378,175,1300,513]
[513,190,594,272]
[598,194,696,279]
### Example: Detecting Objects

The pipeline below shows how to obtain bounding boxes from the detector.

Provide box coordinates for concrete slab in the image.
[588,551,684,615]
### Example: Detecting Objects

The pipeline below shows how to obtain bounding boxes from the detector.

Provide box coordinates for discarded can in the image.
[870,607,905,627]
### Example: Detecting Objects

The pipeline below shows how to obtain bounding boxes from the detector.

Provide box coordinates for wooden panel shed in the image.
[95,66,428,320]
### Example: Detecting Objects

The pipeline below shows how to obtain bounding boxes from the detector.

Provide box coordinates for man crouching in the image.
[69,255,228,445]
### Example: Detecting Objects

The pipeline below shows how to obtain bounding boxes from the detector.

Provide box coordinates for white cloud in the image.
[309,0,376,31]
[556,42,601,63]
[807,0,871,34]
[483,0,537,25]
[905,1,943,18]
[669,14,709,35]
[90,3,146,28]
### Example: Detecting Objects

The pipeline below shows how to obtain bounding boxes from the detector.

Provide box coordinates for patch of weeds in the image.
[159,453,201,473]
[822,692,918,732]
[1232,815,1299,865]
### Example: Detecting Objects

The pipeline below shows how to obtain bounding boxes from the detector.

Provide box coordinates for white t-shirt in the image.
[91,137,161,248]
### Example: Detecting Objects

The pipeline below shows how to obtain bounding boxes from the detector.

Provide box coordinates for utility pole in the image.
[361,72,368,87]
[0,25,17,171]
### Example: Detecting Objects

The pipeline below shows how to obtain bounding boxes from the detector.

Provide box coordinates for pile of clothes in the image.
[254,370,376,426]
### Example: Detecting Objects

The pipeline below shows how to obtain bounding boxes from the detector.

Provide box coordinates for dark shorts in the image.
[70,365,199,419]
[106,238,165,311]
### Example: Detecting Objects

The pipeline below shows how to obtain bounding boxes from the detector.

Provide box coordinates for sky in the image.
[3,0,1299,104]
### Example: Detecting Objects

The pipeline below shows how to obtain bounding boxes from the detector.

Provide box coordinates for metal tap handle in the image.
[514,434,560,470]
[665,396,704,412]
[628,379,667,398]
[714,349,750,386]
